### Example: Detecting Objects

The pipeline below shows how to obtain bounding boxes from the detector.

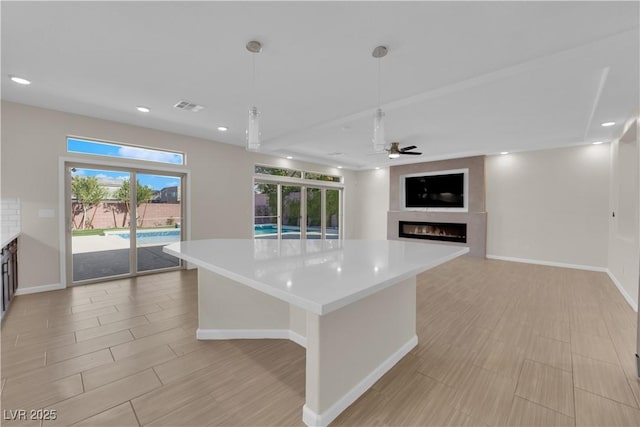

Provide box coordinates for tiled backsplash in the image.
[1,197,21,239]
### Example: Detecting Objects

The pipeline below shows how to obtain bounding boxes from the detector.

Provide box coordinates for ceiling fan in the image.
[386,142,422,159]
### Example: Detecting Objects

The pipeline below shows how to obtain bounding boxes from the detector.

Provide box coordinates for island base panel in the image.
[196,269,290,339]
[303,276,417,427]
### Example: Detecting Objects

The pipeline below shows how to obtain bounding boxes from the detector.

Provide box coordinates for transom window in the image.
[255,165,342,183]
[67,137,185,165]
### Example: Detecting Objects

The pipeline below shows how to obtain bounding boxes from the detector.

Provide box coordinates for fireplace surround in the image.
[388,155,487,258]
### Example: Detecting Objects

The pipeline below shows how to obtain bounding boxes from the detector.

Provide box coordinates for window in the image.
[254,166,343,183]
[254,165,302,178]
[67,137,184,165]
[253,164,344,240]
[304,172,342,183]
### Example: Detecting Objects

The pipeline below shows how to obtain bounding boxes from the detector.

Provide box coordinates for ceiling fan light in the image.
[388,152,400,159]
[373,108,386,153]
[246,106,261,151]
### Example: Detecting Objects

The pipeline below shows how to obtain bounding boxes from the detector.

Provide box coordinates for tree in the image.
[71,176,108,230]
[114,179,154,227]
[326,190,339,227]
[255,168,299,219]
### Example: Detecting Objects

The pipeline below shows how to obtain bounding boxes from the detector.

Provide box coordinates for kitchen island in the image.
[164,239,468,426]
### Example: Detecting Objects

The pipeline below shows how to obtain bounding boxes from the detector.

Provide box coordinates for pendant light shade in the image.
[246,106,261,151]
[373,108,385,153]
[246,40,262,151]
[372,45,388,153]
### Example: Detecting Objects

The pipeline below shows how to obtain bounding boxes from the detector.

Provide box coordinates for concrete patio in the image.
[72,234,180,281]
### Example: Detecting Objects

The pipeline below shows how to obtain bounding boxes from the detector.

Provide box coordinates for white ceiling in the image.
[2,1,639,169]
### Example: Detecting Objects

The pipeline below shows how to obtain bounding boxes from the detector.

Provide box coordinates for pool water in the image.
[254,224,300,235]
[110,226,337,244]
[254,224,339,239]
[115,229,181,245]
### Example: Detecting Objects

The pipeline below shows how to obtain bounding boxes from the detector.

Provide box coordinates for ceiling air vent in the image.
[173,100,205,112]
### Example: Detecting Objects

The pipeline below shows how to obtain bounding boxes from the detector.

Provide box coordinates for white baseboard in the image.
[15,283,65,295]
[486,255,607,272]
[196,328,308,348]
[196,328,291,340]
[302,335,418,427]
[606,270,638,312]
[289,330,307,348]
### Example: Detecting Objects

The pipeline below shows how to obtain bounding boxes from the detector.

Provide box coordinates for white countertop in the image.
[164,239,468,315]
[1,229,21,248]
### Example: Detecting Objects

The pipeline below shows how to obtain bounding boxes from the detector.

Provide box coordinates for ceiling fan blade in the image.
[401,151,422,155]
[400,145,417,152]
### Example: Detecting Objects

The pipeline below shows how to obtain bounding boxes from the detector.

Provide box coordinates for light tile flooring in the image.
[1,257,639,426]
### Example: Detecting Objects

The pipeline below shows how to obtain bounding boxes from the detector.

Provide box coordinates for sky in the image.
[68,138,182,190]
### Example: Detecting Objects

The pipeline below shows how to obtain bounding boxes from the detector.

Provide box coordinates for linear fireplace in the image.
[399,221,467,243]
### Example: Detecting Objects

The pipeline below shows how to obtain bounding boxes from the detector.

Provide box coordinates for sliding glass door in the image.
[254,182,278,239]
[281,185,302,239]
[326,189,341,239]
[306,187,322,239]
[67,163,185,285]
[69,167,132,282]
[254,180,342,240]
[136,173,182,272]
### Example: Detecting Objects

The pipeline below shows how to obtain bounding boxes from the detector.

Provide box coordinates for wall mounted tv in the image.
[404,172,465,209]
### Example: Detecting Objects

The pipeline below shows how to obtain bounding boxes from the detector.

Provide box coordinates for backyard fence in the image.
[72,202,181,230]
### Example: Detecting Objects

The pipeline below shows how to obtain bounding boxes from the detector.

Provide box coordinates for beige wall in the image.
[486,144,610,268]
[351,168,389,239]
[1,101,358,290]
[608,120,639,309]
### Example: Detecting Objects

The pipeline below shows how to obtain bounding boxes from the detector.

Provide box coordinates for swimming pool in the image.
[109,225,336,244]
[254,224,301,235]
[254,224,338,239]
[114,229,181,245]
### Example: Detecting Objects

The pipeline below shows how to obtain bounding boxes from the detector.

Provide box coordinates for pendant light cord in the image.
[252,53,256,105]
[377,58,381,108]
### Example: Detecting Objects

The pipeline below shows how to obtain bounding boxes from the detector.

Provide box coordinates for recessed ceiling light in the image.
[337,166,343,169]
[500,151,509,155]
[10,75,31,85]
[375,167,380,170]
[217,126,228,132]
[136,106,150,113]
[592,141,604,145]
[601,121,615,127]
[286,156,293,159]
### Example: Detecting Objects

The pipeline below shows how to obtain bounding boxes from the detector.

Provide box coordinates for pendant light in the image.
[372,45,388,153]
[246,40,262,151]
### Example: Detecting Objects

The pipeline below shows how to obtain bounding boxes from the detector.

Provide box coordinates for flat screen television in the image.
[404,172,465,208]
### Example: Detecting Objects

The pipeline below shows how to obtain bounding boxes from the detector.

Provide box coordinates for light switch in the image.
[38,209,55,218]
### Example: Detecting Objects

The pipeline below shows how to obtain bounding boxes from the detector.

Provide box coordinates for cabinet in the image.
[2,238,18,317]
